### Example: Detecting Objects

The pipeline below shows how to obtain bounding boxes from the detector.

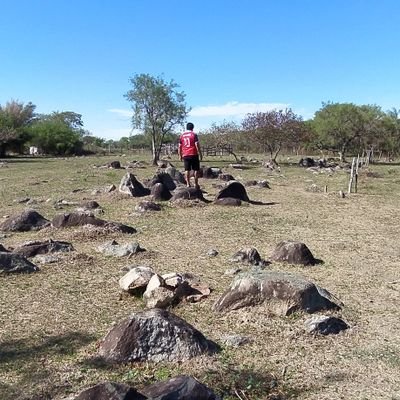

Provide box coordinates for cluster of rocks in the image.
[0,209,136,235]
[119,266,210,308]
[0,239,74,273]
[71,375,220,400]
[118,171,260,207]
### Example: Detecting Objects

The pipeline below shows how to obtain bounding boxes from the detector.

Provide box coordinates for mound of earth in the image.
[0,209,50,232]
[52,212,136,234]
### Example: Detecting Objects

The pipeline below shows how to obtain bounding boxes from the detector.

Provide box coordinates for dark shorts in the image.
[183,155,200,171]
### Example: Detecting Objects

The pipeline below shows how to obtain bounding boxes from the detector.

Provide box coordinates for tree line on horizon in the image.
[1,74,400,162]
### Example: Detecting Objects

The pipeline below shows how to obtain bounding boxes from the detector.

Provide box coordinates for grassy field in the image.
[0,153,399,400]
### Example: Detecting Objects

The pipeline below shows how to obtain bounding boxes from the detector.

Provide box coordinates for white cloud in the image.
[189,101,289,117]
[108,108,132,118]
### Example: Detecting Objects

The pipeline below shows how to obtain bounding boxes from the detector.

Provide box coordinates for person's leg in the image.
[193,156,200,189]
[183,157,191,187]
[185,170,191,187]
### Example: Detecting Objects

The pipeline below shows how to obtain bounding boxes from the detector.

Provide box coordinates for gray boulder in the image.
[98,309,219,363]
[13,239,74,258]
[97,240,145,257]
[0,252,39,274]
[0,209,50,232]
[213,270,342,315]
[150,172,176,191]
[74,381,146,400]
[141,375,220,400]
[119,173,151,197]
[270,240,317,265]
[165,166,186,184]
[215,182,250,202]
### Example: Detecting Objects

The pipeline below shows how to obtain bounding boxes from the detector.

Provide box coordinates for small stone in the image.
[220,334,251,347]
[305,315,349,335]
[207,249,218,257]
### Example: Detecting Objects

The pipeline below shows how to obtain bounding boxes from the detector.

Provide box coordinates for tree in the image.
[0,100,36,156]
[125,73,190,165]
[311,102,385,161]
[202,121,241,161]
[242,109,305,161]
[29,112,85,155]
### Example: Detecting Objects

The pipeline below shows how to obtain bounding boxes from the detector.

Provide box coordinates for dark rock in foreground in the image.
[0,252,39,274]
[214,197,241,206]
[171,187,206,202]
[270,240,317,266]
[98,308,218,363]
[0,209,50,232]
[52,212,136,234]
[74,381,146,400]
[141,375,220,400]
[13,239,74,258]
[305,315,349,335]
[215,182,250,202]
[213,270,341,315]
[151,183,172,201]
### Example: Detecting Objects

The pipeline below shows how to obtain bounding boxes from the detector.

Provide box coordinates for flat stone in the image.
[74,381,146,400]
[97,240,145,257]
[0,209,50,232]
[305,315,349,335]
[213,270,342,315]
[0,252,39,274]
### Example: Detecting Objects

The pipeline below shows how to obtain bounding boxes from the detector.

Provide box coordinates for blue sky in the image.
[1,0,399,139]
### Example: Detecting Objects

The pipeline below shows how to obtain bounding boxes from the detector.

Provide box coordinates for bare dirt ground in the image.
[0,154,399,400]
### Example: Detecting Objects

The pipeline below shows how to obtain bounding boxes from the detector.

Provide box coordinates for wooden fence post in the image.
[348,157,356,194]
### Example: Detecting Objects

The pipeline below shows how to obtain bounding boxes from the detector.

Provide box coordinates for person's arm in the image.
[178,137,182,160]
[195,142,203,161]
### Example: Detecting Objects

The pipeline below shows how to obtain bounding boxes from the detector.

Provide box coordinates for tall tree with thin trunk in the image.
[125,74,190,165]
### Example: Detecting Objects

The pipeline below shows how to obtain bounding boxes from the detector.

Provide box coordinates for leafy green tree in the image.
[0,100,36,156]
[242,109,305,161]
[125,73,190,165]
[29,117,83,155]
[311,102,385,161]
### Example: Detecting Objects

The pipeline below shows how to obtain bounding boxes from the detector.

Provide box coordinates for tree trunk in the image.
[151,135,158,166]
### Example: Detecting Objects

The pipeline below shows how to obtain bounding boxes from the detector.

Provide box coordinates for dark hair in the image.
[186,122,194,131]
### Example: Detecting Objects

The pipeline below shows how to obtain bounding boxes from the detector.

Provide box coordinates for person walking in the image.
[178,122,203,188]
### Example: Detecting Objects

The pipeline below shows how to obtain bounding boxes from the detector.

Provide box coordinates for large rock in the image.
[119,173,151,197]
[165,166,186,184]
[151,183,172,201]
[141,375,220,400]
[0,252,39,274]
[98,309,218,363]
[109,161,122,169]
[270,241,317,266]
[52,212,136,234]
[13,239,74,258]
[97,240,145,257]
[0,209,50,232]
[0,244,9,252]
[171,187,206,202]
[74,381,146,400]
[213,270,341,315]
[150,172,176,191]
[119,266,155,294]
[215,182,250,202]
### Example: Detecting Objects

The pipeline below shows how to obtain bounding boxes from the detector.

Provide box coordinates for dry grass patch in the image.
[1,155,400,399]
